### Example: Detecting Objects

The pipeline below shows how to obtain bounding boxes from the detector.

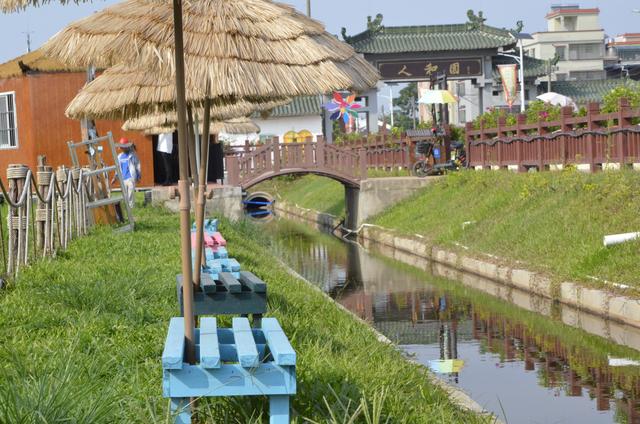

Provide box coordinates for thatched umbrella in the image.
[129,116,260,135]
[65,64,289,120]
[41,0,380,376]
[42,0,380,97]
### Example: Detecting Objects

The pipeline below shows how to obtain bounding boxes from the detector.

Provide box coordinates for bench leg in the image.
[252,313,263,328]
[269,395,290,424]
[170,397,191,424]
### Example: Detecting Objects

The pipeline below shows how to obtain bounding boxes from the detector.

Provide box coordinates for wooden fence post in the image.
[587,102,600,172]
[496,117,506,169]
[36,156,48,253]
[316,136,325,167]
[516,114,526,172]
[273,137,281,173]
[560,106,572,168]
[464,122,474,169]
[536,118,547,172]
[617,98,630,168]
[480,122,487,169]
[359,149,367,180]
[226,156,239,186]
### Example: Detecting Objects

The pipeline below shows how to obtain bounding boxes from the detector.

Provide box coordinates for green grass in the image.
[372,169,640,288]
[0,204,487,423]
[257,169,640,288]
[252,175,345,217]
[251,170,411,218]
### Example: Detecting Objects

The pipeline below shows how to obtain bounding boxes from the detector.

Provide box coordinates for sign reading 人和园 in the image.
[377,58,483,80]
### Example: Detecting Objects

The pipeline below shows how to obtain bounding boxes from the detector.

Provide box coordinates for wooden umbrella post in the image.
[193,96,211,286]
[172,0,195,366]
[187,106,198,191]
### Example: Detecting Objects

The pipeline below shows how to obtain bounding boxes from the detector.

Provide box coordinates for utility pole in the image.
[22,31,34,53]
[306,0,310,17]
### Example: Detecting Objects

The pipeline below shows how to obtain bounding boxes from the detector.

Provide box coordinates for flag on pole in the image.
[498,64,518,108]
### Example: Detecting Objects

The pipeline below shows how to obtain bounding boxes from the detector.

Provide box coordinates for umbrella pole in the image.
[187,106,199,191]
[193,96,211,286]
[172,0,195,365]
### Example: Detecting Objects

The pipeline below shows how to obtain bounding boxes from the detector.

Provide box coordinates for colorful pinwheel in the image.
[323,92,362,124]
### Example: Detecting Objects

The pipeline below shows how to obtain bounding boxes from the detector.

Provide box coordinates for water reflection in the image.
[264,219,640,423]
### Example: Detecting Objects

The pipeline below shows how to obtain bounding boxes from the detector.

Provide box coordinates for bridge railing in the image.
[464,98,640,171]
[226,137,367,187]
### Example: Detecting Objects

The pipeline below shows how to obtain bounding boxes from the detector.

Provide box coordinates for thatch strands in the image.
[43,0,380,96]
[0,0,80,11]
[66,64,290,120]
[139,117,260,135]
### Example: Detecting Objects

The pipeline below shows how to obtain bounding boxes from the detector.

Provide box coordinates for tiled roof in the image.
[551,79,640,104]
[492,55,548,81]
[0,48,82,79]
[262,95,322,118]
[347,24,517,54]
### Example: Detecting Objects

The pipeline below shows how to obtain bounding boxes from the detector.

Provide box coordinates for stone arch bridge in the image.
[225,138,435,229]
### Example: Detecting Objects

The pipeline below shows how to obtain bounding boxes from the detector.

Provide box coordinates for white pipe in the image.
[603,232,640,247]
[519,38,526,113]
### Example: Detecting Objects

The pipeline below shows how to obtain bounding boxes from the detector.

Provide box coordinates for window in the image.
[570,70,605,80]
[569,43,603,60]
[555,46,566,61]
[458,106,467,124]
[0,92,17,148]
[456,81,465,97]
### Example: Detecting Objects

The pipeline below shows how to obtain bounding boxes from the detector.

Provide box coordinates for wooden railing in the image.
[465,98,640,171]
[226,137,367,188]
[339,137,416,170]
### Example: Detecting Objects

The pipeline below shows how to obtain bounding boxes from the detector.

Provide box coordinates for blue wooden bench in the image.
[176,271,267,323]
[162,316,296,424]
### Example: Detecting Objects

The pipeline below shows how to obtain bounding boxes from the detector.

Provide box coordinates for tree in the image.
[393,83,418,131]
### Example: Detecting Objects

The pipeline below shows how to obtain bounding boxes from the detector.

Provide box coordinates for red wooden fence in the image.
[465,99,640,172]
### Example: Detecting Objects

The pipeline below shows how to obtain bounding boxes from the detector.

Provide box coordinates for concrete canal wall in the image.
[275,201,640,330]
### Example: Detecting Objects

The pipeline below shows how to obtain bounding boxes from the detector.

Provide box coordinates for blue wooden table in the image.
[162,316,296,424]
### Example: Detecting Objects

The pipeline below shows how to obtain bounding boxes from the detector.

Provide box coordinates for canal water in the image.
[262,218,640,424]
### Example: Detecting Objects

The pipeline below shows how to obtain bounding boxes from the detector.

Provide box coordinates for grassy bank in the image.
[0,205,486,423]
[254,170,640,288]
[253,175,345,217]
[372,169,640,288]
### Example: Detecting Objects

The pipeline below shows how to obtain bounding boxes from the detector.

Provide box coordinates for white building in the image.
[522,4,605,82]
[219,96,323,146]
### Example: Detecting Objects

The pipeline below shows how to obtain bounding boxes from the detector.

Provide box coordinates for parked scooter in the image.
[412,140,467,177]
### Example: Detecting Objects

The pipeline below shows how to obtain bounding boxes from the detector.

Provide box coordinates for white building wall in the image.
[220,115,323,147]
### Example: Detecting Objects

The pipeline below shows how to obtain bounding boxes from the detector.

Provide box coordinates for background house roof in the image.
[259,95,322,118]
[492,55,548,82]
[346,24,517,54]
[0,48,81,79]
[551,79,640,104]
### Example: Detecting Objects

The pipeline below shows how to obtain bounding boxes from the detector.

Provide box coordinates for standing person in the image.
[157,132,174,185]
[112,137,141,209]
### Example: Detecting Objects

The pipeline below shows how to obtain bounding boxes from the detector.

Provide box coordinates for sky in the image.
[1,0,639,64]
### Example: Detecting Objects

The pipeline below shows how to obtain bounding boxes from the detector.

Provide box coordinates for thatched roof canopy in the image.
[43,0,380,97]
[66,64,290,119]
[138,117,260,135]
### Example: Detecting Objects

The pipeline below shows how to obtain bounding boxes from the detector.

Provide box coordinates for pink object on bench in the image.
[191,232,215,248]
[212,232,227,246]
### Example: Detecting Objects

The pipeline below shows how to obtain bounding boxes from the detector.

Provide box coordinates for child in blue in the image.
[112,137,141,208]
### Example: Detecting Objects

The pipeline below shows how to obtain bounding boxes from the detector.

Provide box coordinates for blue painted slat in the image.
[239,271,267,293]
[164,363,296,398]
[200,274,217,293]
[232,317,259,367]
[261,318,296,366]
[219,272,242,293]
[199,318,221,369]
[229,258,241,272]
[162,317,185,370]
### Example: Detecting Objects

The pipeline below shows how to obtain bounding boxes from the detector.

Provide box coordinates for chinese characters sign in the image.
[377,58,483,80]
